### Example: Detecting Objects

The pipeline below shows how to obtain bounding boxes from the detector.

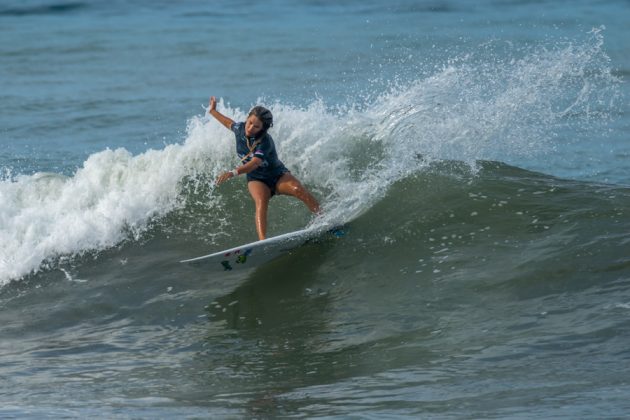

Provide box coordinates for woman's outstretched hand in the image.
[208,96,217,113]
[215,171,234,186]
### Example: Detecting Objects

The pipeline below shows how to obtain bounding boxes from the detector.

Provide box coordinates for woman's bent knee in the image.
[284,181,302,196]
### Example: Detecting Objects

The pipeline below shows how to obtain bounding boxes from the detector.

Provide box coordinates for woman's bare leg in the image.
[248,180,272,240]
[275,173,321,214]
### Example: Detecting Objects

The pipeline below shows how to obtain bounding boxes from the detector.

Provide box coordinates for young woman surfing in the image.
[208,96,321,240]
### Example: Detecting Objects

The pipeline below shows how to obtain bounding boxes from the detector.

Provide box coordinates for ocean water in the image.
[1,0,629,417]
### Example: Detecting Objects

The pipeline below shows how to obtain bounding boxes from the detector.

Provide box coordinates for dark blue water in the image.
[1,0,629,417]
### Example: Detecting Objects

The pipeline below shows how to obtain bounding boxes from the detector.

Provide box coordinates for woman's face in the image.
[245,115,264,138]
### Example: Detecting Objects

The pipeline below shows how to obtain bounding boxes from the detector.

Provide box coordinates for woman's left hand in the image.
[215,171,234,186]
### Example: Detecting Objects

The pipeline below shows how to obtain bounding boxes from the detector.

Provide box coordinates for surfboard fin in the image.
[327,226,346,238]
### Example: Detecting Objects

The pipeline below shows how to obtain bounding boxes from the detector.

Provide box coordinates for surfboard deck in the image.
[180,225,344,272]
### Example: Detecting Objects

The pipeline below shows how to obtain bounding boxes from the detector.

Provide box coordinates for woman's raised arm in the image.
[208,96,235,130]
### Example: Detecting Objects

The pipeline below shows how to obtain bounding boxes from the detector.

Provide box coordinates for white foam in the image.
[0,109,236,285]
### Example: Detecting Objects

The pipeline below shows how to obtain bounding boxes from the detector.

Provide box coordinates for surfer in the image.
[208,96,321,240]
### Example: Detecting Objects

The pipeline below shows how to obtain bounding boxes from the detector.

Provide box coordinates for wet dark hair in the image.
[248,106,273,132]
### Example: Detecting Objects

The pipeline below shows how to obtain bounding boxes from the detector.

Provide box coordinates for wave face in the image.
[2,160,629,417]
[0,29,620,285]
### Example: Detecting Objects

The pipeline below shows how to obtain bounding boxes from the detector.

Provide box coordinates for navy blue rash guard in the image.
[231,121,288,182]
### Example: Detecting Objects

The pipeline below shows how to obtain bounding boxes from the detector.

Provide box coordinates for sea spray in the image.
[268,28,619,224]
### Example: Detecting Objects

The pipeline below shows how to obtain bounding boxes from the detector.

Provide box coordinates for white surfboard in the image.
[180,225,344,271]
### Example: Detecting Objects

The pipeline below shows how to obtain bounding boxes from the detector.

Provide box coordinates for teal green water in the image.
[3,162,630,417]
[1,0,629,417]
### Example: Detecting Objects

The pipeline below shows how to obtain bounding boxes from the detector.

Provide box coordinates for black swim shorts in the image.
[246,169,290,197]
